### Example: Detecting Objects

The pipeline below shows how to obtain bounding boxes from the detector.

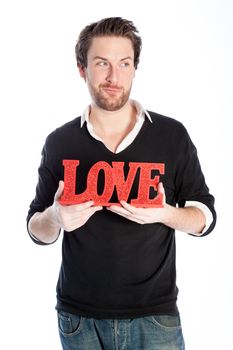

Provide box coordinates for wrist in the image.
[29,207,61,244]
[45,205,61,231]
[160,203,176,227]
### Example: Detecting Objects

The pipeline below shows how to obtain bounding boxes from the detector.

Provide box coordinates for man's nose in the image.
[106,65,118,84]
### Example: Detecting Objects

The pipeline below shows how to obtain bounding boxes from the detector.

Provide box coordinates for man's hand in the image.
[52,181,103,232]
[107,182,166,224]
[28,181,103,243]
[107,182,206,234]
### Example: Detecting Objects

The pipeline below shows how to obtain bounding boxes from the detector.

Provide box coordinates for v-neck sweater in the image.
[27,111,216,319]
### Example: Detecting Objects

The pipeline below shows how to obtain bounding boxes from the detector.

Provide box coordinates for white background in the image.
[0,0,232,349]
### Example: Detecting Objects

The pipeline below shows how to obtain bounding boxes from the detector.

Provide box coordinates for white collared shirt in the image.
[81,99,213,235]
[81,100,152,154]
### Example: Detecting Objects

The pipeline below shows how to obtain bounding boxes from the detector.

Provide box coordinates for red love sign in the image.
[59,160,165,207]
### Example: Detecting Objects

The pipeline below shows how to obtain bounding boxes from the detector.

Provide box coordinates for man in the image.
[27,17,216,350]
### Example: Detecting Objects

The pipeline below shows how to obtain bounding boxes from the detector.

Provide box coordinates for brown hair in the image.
[75,17,142,69]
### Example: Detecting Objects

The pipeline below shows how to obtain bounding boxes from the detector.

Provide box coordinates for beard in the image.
[87,81,132,111]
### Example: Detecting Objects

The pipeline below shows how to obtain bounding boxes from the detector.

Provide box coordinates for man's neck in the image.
[89,100,137,135]
[89,100,137,152]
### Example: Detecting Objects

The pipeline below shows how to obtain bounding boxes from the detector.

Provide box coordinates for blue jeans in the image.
[58,310,185,349]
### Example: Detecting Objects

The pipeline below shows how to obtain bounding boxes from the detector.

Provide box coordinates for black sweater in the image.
[27,112,216,319]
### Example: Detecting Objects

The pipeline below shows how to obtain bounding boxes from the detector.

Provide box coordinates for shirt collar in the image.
[80,99,152,127]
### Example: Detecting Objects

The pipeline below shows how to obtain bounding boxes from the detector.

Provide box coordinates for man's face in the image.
[79,36,136,111]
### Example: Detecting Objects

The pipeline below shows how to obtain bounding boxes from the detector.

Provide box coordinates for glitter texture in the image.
[59,160,165,207]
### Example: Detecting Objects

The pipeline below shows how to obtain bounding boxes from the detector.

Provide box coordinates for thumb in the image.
[157,182,166,205]
[54,180,64,202]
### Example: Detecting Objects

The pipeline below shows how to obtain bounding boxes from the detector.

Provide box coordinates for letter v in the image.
[112,162,140,202]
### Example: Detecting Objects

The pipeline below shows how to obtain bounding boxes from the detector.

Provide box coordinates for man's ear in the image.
[78,64,86,80]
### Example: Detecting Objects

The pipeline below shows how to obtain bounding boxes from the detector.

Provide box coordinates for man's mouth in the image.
[101,85,122,94]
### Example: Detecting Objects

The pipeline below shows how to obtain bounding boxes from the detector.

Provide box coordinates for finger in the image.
[73,201,103,212]
[63,202,100,214]
[73,205,102,221]
[72,201,96,211]
[80,205,103,223]
[120,200,146,214]
[54,180,64,201]
[85,206,103,219]
[119,201,151,216]
[92,205,103,213]
[107,205,145,220]
[107,207,145,224]
[157,182,164,194]
[107,205,132,216]
[157,182,165,205]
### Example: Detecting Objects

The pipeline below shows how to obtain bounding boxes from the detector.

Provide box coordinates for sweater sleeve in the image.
[174,126,216,236]
[26,132,61,245]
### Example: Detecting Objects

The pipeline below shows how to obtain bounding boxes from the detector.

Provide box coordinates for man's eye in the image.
[120,62,130,67]
[97,61,108,67]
